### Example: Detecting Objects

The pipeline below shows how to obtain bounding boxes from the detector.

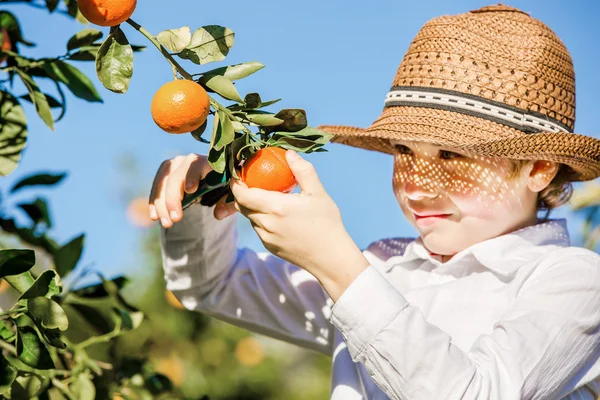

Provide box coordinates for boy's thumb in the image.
[285,150,325,196]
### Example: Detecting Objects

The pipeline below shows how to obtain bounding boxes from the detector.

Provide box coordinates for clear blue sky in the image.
[2,0,599,289]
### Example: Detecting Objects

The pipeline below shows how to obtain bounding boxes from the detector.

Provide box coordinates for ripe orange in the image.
[151,80,210,134]
[76,0,137,27]
[240,147,297,193]
[0,28,12,64]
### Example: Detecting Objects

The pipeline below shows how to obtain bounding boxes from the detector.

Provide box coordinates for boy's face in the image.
[391,140,539,257]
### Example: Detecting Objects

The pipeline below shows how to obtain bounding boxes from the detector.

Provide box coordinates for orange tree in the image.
[0,0,331,398]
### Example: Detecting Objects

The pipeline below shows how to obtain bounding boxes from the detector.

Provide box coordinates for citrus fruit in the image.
[151,80,211,134]
[240,147,297,192]
[0,28,12,64]
[76,0,137,27]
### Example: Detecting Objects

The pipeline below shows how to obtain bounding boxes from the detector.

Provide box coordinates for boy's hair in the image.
[509,161,573,217]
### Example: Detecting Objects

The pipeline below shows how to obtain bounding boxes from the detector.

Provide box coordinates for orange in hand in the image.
[76,0,137,27]
[241,147,297,193]
[151,79,211,134]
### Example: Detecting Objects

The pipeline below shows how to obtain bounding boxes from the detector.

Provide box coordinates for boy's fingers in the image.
[150,157,184,226]
[184,155,210,194]
[213,194,238,220]
[164,158,197,221]
[285,150,326,197]
[230,180,283,213]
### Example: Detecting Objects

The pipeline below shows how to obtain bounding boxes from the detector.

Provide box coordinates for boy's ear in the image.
[526,160,559,193]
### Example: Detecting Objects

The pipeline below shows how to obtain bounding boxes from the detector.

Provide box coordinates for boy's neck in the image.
[429,214,542,264]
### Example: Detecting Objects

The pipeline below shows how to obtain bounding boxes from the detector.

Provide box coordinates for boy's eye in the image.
[394,144,413,155]
[439,150,462,160]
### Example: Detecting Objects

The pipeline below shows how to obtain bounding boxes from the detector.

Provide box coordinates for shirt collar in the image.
[387,219,571,276]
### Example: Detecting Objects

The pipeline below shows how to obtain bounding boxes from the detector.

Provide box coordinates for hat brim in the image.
[319,106,600,181]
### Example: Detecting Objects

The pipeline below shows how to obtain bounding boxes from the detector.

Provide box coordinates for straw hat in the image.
[318,4,600,181]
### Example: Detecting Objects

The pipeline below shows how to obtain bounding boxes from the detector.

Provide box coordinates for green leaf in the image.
[208,147,226,174]
[64,0,88,23]
[67,45,101,62]
[54,234,84,277]
[201,61,264,81]
[0,249,35,278]
[45,0,59,12]
[282,126,333,140]
[68,44,145,62]
[190,120,209,143]
[214,112,235,151]
[14,375,49,399]
[10,172,66,192]
[266,109,307,133]
[15,70,53,130]
[17,198,52,227]
[0,91,27,176]
[244,93,261,109]
[258,98,282,109]
[67,28,103,51]
[198,75,243,103]
[146,373,174,396]
[0,11,35,47]
[26,296,69,331]
[3,272,35,294]
[0,353,17,395]
[70,373,95,400]
[39,328,66,349]
[19,92,62,109]
[156,26,191,53]
[0,321,15,342]
[95,27,134,94]
[16,325,55,370]
[43,61,103,103]
[177,25,235,65]
[245,112,284,127]
[19,269,61,300]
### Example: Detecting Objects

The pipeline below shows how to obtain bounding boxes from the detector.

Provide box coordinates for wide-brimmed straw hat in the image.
[318,4,600,181]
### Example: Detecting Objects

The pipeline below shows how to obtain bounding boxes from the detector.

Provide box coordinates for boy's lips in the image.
[410,209,453,226]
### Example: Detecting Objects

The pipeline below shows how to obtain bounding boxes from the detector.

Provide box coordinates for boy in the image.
[150,4,600,399]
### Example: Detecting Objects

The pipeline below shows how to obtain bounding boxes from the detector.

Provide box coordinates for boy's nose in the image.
[403,175,440,200]
[394,158,443,200]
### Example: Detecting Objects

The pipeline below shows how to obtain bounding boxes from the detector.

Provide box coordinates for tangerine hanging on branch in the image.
[82,3,331,204]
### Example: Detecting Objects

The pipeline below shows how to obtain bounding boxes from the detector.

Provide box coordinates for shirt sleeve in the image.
[160,204,335,355]
[330,253,600,399]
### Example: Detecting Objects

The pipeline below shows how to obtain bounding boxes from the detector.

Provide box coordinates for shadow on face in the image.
[390,140,542,256]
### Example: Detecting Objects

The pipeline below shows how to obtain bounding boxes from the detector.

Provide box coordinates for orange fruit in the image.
[234,337,265,367]
[151,80,210,134]
[76,0,137,27]
[126,197,154,228]
[164,289,185,310]
[240,147,297,193]
[0,28,12,64]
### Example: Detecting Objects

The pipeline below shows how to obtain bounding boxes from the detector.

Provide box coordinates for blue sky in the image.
[1,0,599,289]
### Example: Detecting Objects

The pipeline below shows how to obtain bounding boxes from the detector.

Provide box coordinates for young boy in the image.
[149,4,600,399]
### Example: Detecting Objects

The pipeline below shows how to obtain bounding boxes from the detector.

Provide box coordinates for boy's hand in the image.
[149,153,237,228]
[231,150,369,292]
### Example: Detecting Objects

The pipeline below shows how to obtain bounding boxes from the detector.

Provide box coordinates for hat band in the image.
[385,86,570,134]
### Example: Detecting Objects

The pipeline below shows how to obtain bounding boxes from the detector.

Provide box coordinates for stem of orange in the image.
[126,19,192,80]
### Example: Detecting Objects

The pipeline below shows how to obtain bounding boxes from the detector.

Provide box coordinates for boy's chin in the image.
[421,233,464,256]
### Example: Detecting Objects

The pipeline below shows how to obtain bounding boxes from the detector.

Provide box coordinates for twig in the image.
[126,19,192,80]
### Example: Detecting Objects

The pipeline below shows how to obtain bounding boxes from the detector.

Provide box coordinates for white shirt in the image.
[160,204,600,399]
